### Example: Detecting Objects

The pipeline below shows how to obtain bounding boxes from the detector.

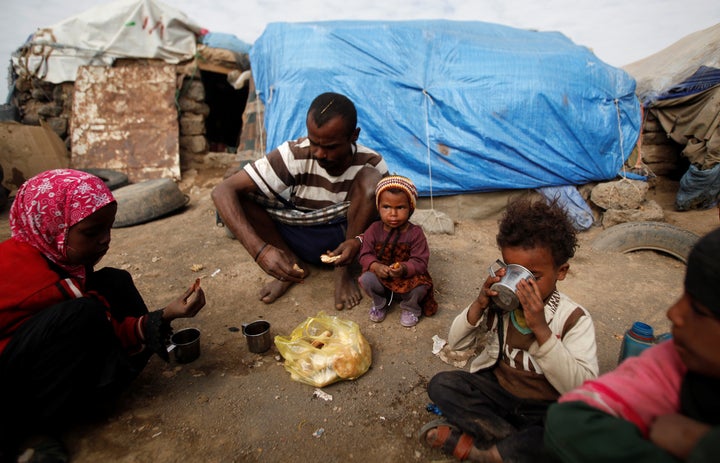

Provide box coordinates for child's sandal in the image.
[418,418,475,460]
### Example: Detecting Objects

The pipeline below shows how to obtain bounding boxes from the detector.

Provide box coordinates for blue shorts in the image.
[275,218,348,265]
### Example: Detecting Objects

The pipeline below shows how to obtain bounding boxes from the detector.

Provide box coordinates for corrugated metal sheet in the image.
[71,65,180,182]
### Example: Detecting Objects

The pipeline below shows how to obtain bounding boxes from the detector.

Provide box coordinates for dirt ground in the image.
[1,168,718,463]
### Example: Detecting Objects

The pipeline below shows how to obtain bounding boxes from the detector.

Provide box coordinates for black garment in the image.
[0,268,151,458]
[681,371,720,425]
[427,369,556,463]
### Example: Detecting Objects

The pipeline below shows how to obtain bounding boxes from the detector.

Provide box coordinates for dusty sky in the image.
[2,0,719,102]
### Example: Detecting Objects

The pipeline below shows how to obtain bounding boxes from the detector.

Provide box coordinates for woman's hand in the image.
[162,279,207,321]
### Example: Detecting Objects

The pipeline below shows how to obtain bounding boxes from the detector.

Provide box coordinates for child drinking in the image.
[420,197,598,462]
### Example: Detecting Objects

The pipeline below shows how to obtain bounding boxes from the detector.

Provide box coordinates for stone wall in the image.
[176,76,210,169]
[633,109,686,177]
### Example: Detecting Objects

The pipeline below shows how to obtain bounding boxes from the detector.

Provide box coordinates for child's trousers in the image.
[358,271,427,317]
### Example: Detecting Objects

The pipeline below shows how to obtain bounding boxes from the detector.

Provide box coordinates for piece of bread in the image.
[320,254,342,264]
[310,330,333,348]
[333,350,361,379]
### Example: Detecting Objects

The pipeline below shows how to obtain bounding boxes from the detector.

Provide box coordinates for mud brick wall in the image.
[10,70,212,168]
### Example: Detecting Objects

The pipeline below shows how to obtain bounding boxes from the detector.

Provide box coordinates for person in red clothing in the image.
[0,169,206,462]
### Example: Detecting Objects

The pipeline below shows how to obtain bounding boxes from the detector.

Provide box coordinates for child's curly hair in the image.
[496,197,578,268]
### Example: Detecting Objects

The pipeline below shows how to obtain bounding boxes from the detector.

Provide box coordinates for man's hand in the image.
[328,237,362,266]
[256,244,306,283]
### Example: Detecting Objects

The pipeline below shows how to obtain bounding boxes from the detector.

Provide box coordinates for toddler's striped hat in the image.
[375,175,418,213]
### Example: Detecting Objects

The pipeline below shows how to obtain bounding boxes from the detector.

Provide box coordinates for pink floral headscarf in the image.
[10,169,115,279]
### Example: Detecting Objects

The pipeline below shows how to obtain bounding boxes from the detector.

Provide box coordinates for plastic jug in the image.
[618,321,671,363]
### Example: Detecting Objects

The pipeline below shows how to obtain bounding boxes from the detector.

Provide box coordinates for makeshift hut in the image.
[624,23,720,211]
[1,0,251,191]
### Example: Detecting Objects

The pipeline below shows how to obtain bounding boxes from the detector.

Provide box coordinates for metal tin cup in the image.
[169,327,201,363]
[488,259,536,312]
[242,320,272,354]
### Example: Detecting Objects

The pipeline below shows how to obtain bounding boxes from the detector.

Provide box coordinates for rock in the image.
[181,79,206,101]
[601,199,664,227]
[591,179,649,210]
[411,209,455,235]
[180,135,209,154]
[177,98,210,116]
[180,113,206,135]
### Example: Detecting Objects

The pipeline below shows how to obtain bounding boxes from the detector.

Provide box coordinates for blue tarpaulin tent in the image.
[250,20,641,196]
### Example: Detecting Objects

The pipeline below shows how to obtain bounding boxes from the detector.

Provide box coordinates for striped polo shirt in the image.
[245,137,388,223]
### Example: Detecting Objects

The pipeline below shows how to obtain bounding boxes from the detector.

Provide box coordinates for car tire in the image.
[591,221,700,264]
[79,168,129,190]
[112,178,189,228]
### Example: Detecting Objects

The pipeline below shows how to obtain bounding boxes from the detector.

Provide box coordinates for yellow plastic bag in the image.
[274,311,372,387]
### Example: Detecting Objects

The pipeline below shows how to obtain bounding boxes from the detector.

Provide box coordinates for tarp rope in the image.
[615,98,633,182]
[614,98,648,199]
[255,88,266,157]
[422,89,435,209]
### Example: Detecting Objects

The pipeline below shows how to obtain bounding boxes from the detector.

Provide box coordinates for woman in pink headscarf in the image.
[0,169,205,461]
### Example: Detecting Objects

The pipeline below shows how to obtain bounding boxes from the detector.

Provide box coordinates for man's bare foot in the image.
[259,279,293,304]
[258,263,309,304]
[334,267,362,310]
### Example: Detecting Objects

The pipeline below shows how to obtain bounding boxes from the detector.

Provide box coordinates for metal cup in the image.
[242,320,272,354]
[169,327,201,363]
[488,259,535,312]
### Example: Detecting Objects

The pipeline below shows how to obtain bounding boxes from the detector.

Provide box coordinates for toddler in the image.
[357,175,437,327]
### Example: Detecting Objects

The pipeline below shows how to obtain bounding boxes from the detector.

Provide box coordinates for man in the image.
[212,92,388,310]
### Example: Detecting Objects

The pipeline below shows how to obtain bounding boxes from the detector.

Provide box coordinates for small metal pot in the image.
[168,327,201,363]
[488,259,535,312]
[242,320,272,354]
